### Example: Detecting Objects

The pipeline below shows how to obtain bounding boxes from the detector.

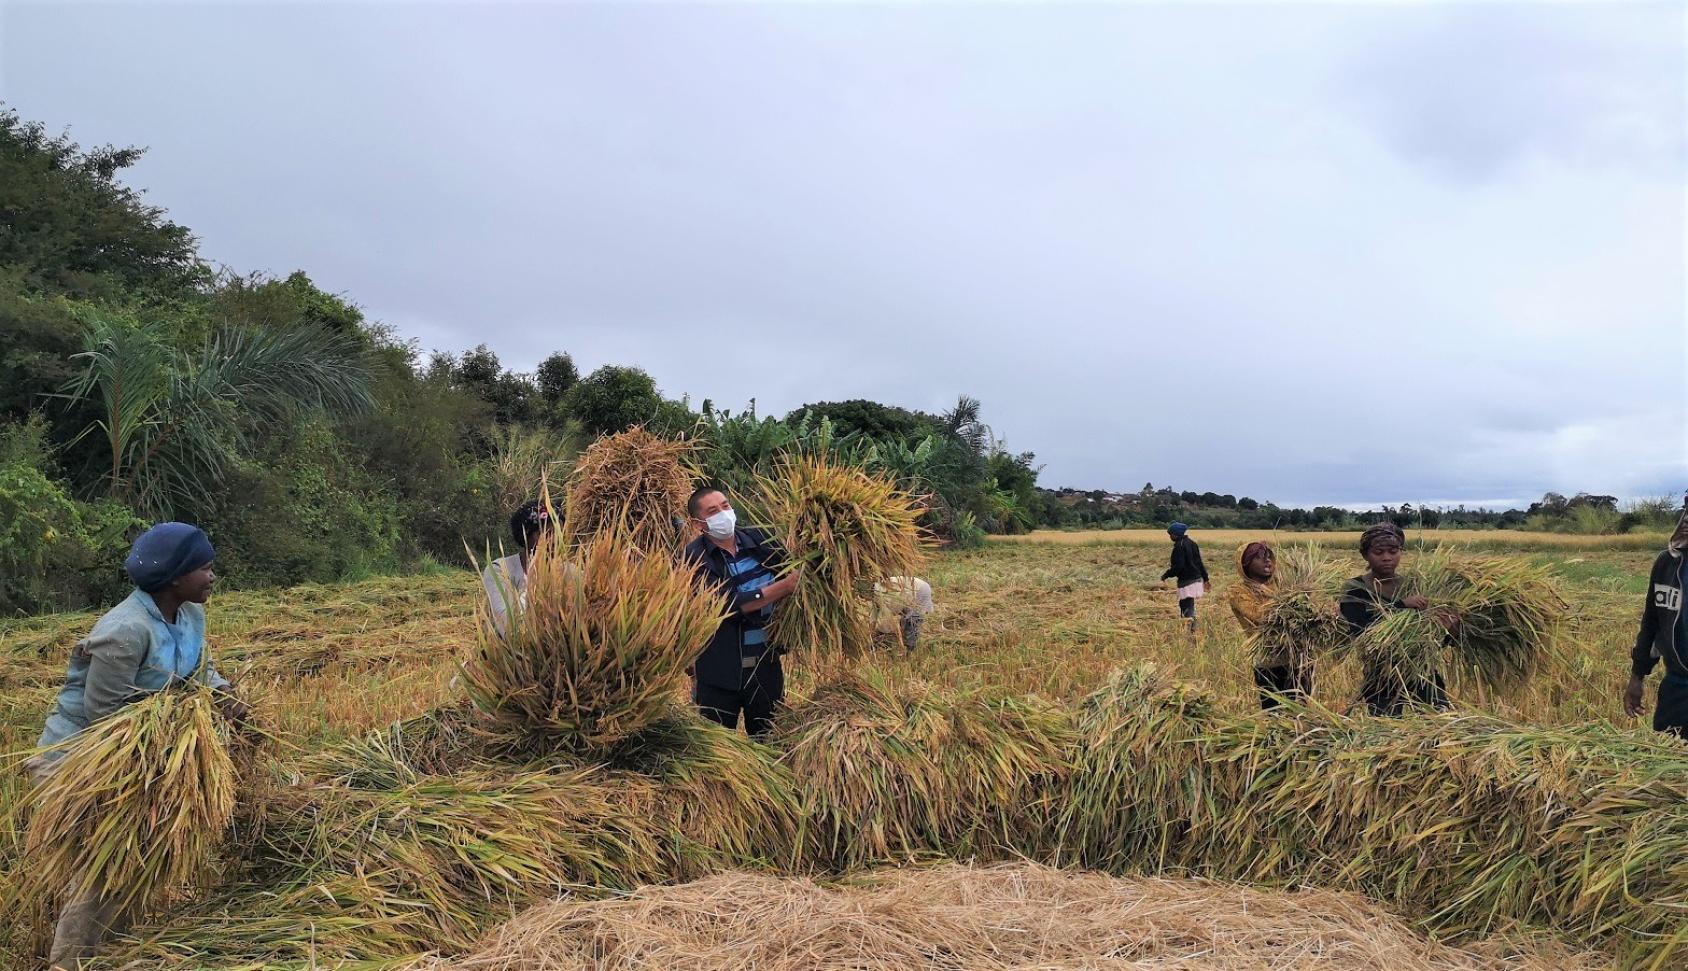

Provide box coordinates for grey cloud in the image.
[4,1,1682,507]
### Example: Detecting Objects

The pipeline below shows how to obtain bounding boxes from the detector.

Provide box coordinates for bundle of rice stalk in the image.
[775,670,1066,870]
[562,427,695,556]
[1051,664,1223,873]
[759,454,927,661]
[18,684,236,917]
[1250,545,1349,669]
[462,525,725,751]
[1341,551,1565,699]
[257,735,670,954]
[1433,552,1567,693]
[608,705,803,877]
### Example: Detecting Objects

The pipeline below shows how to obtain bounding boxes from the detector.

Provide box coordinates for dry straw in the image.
[17,685,236,916]
[759,454,927,661]
[462,524,725,751]
[562,427,695,556]
[431,862,1595,971]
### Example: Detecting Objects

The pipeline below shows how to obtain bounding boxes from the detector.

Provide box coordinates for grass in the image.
[0,536,1671,968]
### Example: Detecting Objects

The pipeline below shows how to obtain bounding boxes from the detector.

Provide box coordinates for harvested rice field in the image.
[0,536,1674,970]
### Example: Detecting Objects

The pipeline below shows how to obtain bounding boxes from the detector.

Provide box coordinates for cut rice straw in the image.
[427,862,1598,971]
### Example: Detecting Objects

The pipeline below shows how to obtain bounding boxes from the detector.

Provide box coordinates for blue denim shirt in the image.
[37,589,229,753]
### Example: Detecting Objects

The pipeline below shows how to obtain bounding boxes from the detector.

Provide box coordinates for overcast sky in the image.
[4,1,1684,508]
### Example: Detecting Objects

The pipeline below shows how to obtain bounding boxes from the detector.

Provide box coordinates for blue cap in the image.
[125,523,215,592]
[1168,522,1189,538]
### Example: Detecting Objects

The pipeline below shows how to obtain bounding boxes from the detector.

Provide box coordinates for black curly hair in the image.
[510,499,553,549]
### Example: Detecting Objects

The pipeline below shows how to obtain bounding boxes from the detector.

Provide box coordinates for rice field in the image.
[0,536,1670,969]
[1001,528,1671,551]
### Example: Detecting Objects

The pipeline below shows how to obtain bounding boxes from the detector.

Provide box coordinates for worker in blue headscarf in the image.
[1161,522,1209,632]
[29,522,248,969]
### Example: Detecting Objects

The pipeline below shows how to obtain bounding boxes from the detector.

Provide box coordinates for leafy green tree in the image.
[59,311,375,518]
[0,109,203,300]
[562,365,664,437]
[536,352,579,407]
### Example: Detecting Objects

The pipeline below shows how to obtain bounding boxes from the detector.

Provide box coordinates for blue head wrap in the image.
[1168,522,1189,538]
[125,523,215,592]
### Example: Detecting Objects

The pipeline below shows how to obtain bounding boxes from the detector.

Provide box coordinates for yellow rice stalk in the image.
[1251,545,1348,668]
[608,706,804,878]
[20,685,236,916]
[462,525,726,751]
[563,427,696,556]
[258,734,669,955]
[1051,664,1222,872]
[759,454,927,661]
[1340,550,1566,698]
[776,670,1067,869]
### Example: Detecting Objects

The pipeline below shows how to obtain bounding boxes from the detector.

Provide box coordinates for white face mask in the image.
[704,508,737,540]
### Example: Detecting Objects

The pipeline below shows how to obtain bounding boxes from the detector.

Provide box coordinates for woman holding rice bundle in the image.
[1228,541,1314,709]
[28,522,247,969]
[1341,522,1457,716]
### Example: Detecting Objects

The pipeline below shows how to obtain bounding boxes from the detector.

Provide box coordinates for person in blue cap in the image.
[1161,522,1209,632]
[28,522,248,969]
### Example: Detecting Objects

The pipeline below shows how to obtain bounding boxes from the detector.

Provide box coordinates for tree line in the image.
[1035,484,1680,534]
[0,108,1044,615]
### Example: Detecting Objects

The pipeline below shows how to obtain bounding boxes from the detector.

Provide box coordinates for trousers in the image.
[694,656,784,739]
[1656,674,1688,739]
[1254,663,1314,710]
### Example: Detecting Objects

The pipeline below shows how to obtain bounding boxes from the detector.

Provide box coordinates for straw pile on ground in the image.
[759,454,926,661]
[776,671,1069,869]
[462,526,725,751]
[562,427,695,556]
[15,685,235,919]
[429,863,1596,971]
[1342,551,1566,697]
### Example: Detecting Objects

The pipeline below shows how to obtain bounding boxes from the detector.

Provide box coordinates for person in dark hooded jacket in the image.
[1624,497,1688,738]
[1161,522,1209,632]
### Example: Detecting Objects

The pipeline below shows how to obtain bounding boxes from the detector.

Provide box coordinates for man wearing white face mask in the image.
[681,484,800,738]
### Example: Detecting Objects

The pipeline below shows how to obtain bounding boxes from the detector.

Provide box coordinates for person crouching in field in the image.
[873,576,934,652]
[1340,522,1457,716]
[1228,541,1313,709]
[1161,522,1209,632]
[28,523,248,970]
[482,499,554,638]
[682,485,801,739]
[1624,497,1688,738]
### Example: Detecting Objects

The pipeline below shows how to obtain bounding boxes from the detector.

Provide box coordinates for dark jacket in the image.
[1338,576,1408,636]
[682,528,787,691]
[1161,536,1209,586]
[1632,549,1686,680]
